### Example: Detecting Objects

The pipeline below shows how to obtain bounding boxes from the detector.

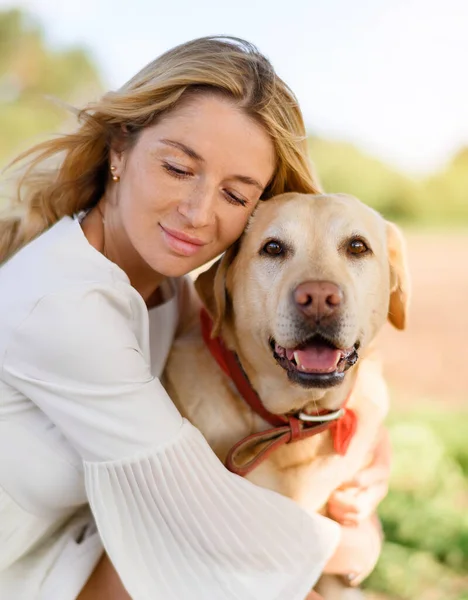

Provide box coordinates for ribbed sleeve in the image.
[85,420,340,600]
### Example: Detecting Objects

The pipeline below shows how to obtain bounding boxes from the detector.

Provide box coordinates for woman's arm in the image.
[323,515,383,585]
[323,427,391,584]
[328,427,391,526]
[3,284,340,600]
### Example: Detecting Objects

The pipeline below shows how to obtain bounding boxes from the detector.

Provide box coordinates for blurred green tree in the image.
[308,136,420,223]
[415,148,468,225]
[0,8,102,167]
[308,137,468,227]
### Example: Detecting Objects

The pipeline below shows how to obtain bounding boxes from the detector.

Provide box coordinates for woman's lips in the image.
[159,224,208,257]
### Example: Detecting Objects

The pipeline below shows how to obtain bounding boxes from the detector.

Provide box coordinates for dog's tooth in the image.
[293,351,301,366]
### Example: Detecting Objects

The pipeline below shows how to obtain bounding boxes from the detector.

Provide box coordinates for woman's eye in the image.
[347,238,370,255]
[224,190,247,207]
[261,240,284,256]
[162,163,192,178]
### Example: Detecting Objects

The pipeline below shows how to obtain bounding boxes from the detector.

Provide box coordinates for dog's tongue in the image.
[293,345,341,373]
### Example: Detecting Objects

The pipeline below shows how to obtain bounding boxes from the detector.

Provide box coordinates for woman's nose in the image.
[177,188,216,228]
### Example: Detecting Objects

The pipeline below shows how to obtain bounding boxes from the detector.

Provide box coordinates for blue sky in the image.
[2,0,467,176]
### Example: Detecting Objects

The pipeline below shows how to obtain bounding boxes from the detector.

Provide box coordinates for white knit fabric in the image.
[0,217,339,599]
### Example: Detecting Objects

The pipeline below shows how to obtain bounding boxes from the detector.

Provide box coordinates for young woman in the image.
[0,37,387,600]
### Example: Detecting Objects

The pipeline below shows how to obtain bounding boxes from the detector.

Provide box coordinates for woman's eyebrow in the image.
[160,139,204,162]
[231,175,264,192]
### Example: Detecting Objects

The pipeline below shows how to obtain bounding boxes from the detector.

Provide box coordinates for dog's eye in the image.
[262,240,284,256]
[347,238,369,255]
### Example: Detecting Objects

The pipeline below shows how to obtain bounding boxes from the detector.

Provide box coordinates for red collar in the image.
[200,308,357,476]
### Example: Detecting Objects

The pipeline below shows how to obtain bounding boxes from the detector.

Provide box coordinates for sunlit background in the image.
[0,1,467,598]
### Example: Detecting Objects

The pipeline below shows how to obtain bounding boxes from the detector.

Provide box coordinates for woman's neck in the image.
[81,203,165,305]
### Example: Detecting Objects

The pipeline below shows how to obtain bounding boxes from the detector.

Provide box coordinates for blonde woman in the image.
[0,37,386,600]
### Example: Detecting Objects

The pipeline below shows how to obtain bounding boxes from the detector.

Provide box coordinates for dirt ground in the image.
[376,230,468,408]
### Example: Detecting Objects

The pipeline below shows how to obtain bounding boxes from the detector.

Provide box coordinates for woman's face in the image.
[109,94,276,278]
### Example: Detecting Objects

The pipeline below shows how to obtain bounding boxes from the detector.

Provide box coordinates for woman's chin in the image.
[148,254,211,279]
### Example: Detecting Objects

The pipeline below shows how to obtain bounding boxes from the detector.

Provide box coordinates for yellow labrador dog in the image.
[163,192,409,598]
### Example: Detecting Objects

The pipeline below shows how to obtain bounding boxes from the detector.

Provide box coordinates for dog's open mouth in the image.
[269,335,359,388]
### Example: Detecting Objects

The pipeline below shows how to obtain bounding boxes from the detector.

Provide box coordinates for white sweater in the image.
[0,216,339,600]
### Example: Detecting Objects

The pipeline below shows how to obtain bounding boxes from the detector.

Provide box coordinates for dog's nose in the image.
[293,281,343,319]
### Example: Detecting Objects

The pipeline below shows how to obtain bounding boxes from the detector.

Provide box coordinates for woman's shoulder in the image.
[0,217,146,360]
[1,216,129,293]
[0,215,138,308]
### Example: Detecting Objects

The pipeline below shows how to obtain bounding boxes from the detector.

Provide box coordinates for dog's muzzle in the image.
[270,335,360,388]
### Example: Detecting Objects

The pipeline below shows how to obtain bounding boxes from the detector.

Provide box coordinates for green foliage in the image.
[308,137,468,227]
[364,409,468,600]
[416,149,468,225]
[308,137,420,223]
[0,8,102,167]
[366,543,468,600]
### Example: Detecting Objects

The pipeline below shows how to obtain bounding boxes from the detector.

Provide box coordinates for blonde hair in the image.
[0,36,320,264]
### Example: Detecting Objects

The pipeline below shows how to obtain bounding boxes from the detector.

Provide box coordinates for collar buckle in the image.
[297,408,344,423]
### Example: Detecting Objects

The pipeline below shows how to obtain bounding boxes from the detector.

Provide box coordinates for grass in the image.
[364,407,468,600]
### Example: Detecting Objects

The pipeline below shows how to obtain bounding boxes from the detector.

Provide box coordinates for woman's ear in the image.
[386,221,411,330]
[195,243,239,337]
[109,125,132,176]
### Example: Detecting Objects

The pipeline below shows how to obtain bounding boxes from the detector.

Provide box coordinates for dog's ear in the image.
[386,221,410,330]
[195,242,239,337]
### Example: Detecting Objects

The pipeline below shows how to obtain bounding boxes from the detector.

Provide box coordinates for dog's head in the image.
[196,193,410,413]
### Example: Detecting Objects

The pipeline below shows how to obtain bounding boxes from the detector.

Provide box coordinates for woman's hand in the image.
[324,514,383,586]
[304,591,324,600]
[322,427,391,586]
[328,426,391,526]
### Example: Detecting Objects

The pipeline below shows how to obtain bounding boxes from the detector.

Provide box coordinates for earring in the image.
[110,165,120,182]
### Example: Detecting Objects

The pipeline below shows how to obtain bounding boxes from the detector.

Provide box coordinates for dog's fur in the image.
[163,193,409,597]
